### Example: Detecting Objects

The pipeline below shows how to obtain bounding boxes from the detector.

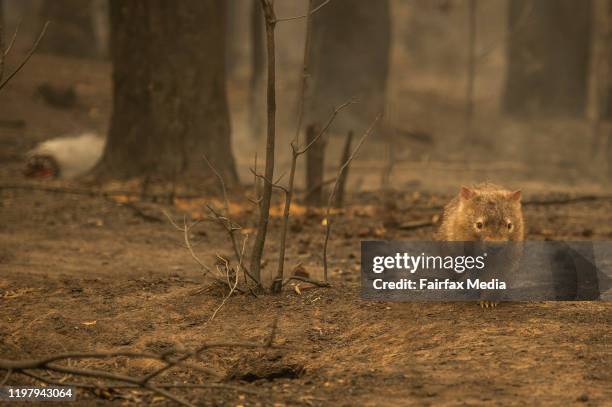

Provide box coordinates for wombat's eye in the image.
[475,221,483,230]
[507,222,513,230]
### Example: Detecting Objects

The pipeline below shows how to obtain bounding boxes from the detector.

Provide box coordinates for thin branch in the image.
[296,101,355,155]
[206,234,247,323]
[275,0,332,23]
[0,21,49,92]
[272,101,353,293]
[3,18,21,58]
[163,211,214,277]
[203,153,230,215]
[323,114,381,282]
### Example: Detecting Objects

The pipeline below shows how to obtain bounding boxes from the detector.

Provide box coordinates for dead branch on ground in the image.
[0,321,282,407]
[323,115,381,282]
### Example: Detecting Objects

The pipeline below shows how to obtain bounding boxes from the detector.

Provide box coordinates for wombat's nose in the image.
[482,240,505,254]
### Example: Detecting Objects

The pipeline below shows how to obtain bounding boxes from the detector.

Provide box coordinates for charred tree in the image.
[503,0,593,117]
[249,0,265,139]
[305,123,325,206]
[305,0,390,134]
[95,0,238,182]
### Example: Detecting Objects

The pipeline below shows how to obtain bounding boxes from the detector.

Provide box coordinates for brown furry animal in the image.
[436,183,524,308]
[436,183,524,242]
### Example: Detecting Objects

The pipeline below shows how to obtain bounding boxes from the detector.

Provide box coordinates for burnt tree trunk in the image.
[249,0,265,139]
[503,0,593,117]
[305,123,325,206]
[305,0,390,134]
[96,0,238,182]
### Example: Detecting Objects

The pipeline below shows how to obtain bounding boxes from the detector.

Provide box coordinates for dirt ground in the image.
[0,53,611,406]
[1,180,611,406]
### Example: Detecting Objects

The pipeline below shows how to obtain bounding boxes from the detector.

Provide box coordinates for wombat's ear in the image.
[509,190,521,202]
[460,186,474,200]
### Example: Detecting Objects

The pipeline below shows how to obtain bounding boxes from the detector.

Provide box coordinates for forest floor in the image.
[1,179,611,406]
[0,54,611,406]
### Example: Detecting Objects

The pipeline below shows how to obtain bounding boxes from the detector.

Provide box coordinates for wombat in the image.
[436,183,524,242]
[436,183,524,307]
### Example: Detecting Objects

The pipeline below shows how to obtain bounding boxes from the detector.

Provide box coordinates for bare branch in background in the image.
[275,0,331,23]
[203,154,230,215]
[0,21,50,92]
[272,101,353,293]
[3,18,21,58]
[323,114,381,282]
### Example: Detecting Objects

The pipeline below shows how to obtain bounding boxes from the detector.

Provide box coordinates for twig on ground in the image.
[282,275,330,287]
[163,211,213,276]
[0,322,282,407]
[207,234,247,323]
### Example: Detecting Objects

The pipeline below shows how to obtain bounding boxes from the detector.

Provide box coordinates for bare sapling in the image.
[249,0,277,284]
[323,115,381,282]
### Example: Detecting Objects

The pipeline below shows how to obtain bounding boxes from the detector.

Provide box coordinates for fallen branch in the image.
[0,322,282,406]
